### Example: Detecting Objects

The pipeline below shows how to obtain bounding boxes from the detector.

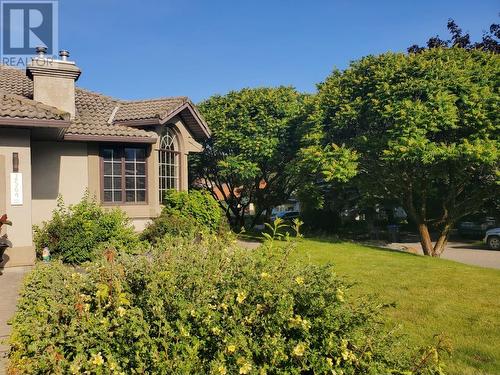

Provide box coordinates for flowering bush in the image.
[8,234,446,374]
[33,195,142,264]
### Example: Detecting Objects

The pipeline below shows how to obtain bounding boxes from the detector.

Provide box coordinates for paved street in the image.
[386,241,500,269]
[0,267,29,375]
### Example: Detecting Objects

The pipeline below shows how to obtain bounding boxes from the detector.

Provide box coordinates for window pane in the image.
[104,177,112,189]
[125,162,135,176]
[137,190,146,202]
[124,148,136,161]
[103,163,112,175]
[103,191,112,202]
[136,163,145,175]
[114,191,122,202]
[113,163,122,175]
[113,177,122,189]
[125,177,135,189]
[137,177,146,189]
[126,191,135,202]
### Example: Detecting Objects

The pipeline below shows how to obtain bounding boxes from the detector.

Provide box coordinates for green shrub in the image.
[9,235,447,374]
[33,195,141,264]
[142,189,226,242]
[163,189,224,231]
[141,211,202,242]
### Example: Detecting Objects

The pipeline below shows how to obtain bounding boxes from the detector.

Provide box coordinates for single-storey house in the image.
[0,48,210,268]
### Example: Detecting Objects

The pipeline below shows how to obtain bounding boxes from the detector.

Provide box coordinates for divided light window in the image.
[101,146,147,204]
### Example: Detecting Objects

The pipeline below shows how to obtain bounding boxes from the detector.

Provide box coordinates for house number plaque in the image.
[10,173,23,205]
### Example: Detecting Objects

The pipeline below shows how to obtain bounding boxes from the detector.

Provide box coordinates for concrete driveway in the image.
[386,241,500,269]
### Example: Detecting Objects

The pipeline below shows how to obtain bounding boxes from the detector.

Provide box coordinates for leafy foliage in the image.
[192,87,357,229]
[33,195,141,264]
[141,189,226,243]
[408,18,500,54]
[317,48,500,255]
[162,189,224,231]
[8,234,447,374]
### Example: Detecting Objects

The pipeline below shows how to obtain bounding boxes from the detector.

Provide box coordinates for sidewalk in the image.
[386,241,500,269]
[0,267,29,375]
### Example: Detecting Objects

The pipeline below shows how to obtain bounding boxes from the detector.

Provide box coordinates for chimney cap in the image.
[35,46,47,57]
[59,50,70,61]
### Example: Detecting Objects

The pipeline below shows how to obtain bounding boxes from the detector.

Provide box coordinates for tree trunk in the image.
[250,208,265,229]
[417,223,434,256]
[432,223,452,257]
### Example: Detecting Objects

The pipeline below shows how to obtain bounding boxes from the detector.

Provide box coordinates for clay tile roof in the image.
[66,88,156,140]
[0,65,209,142]
[114,97,189,122]
[0,91,70,121]
[0,65,33,98]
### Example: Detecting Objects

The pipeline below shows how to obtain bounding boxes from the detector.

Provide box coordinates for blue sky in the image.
[58,0,498,103]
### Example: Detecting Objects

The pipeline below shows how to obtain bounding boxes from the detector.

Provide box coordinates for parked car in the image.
[484,228,500,250]
[271,211,300,223]
[457,221,489,239]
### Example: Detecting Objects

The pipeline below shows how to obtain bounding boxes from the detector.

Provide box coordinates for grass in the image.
[283,238,500,375]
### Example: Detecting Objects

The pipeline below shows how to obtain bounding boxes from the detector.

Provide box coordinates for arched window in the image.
[158,127,179,202]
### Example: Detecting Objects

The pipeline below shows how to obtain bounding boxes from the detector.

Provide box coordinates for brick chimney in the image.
[27,47,81,119]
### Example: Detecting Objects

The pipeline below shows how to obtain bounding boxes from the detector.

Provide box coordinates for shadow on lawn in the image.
[304,236,424,258]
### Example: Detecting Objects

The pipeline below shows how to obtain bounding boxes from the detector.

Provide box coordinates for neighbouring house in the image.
[0,48,210,268]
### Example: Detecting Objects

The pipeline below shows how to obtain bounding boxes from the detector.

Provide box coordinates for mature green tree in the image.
[317,48,499,256]
[192,87,357,229]
[191,87,305,228]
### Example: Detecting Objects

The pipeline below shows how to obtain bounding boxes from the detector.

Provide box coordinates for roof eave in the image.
[159,102,211,139]
[63,134,157,144]
[0,117,71,128]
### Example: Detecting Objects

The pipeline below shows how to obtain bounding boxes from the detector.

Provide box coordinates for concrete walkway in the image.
[0,267,29,375]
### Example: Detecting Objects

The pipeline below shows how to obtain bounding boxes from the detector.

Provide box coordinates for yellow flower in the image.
[83,303,90,312]
[292,343,306,357]
[219,303,228,311]
[295,276,304,285]
[236,291,247,304]
[237,357,252,374]
[218,365,227,375]
[91,352,104,366]
[260,272,270,279]
[211,326,222,335]
[180,326,190,337]
[336,288,345,302]
[117,306,126,317]
[70,363,80,374]
[326,357,333,367]
[288,315,311,331]
[227,344,237,354]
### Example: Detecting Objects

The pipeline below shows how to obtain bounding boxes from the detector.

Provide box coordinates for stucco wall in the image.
[0,128,35,267]
[31,141,89,226]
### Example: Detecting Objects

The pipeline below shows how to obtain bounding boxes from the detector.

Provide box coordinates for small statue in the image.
[42,247,51,262]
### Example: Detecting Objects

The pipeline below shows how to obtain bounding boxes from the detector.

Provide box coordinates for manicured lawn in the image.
[289,238,500,375]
